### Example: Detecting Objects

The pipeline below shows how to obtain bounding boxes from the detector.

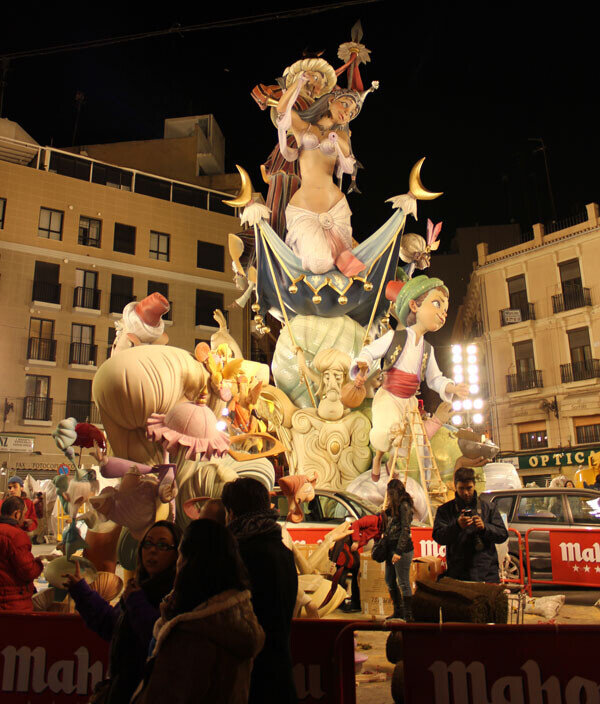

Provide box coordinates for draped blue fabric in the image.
[254,209,405,327]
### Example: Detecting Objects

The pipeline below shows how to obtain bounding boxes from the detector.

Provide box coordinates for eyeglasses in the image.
[140,540,177,552]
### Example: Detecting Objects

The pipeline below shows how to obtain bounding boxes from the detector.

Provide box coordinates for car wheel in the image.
[502,553,522,583]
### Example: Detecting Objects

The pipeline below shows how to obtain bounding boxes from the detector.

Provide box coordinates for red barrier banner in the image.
[549,528,600,586]
[412,527,446,562]
[402,623,600,704]
[0,614,355,704]
[0,613,109,703]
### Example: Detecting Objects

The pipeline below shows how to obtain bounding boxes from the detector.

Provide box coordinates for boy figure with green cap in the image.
[352,275,469,481]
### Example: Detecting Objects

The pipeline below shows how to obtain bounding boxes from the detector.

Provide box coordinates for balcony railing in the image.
[32,280,61,305]
[560,359,600,383]
[65,400,91,422]
[69,342,98,365]
[23,396,53,421]
[27,337,56,362]
[89,404,103,425]
[73,286,101,309]
[109,292,136,314]
[500,303,535,326]
[506,370,543,393]
[551,285,592,313]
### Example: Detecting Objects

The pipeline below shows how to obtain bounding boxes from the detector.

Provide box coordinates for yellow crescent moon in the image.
[409,157,443,200]
[222,165,253,208]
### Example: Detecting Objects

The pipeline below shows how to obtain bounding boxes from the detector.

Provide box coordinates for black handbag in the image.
[370,512,389,563]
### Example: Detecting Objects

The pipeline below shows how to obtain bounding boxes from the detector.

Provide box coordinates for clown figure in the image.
[352,275,469,481]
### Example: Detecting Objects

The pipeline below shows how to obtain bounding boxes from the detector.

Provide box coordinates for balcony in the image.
[109,292,136,314]
[560,359,600,383]
[552,285,592,314]
[27,337,56,362]
[69,342,98,366]
[23,396,53,421]
[500,303,535,326]
[73,286,101,310]
[506,370,543,393]
[65,400,91,422]
[32,280,61,305]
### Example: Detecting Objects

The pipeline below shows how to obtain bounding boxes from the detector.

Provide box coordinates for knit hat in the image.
[7,476,24,486]
[386,274,448,327]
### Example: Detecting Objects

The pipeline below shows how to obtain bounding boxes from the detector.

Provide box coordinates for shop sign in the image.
[549,529,600,587]
[13,461,66,472]
[514,447,599,470]
[0,435,34,453]
[502,309,522,324]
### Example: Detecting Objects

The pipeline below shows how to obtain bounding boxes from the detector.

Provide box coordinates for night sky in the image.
[2,2,599,249]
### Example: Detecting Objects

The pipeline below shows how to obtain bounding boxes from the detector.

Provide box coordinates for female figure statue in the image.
[276,72,376,277]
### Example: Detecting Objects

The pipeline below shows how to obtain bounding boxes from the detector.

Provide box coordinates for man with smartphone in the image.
[433,466,508,583]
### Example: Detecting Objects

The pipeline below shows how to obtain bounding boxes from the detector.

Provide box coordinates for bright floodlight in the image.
[452,345,462,355]
[452,400,462,411]
[467,355,477,365]
[466,345,477,355]
[216,420,228,432]
[469,384,479,394]
[463,399,473,410]
[453,365,464,376]
[455,374,464,383]
[473,413,483,424]
[473,398,484,409]
[451,415,463,426]
[467,364,478,375]
[452,354,462,364]
[221,408,230,416]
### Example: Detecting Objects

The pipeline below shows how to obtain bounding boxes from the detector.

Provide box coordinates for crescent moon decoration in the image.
[222,164,253,208]
[409,157,443,201]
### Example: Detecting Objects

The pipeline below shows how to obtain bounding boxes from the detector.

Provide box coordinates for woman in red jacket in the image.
[0,496,44,611]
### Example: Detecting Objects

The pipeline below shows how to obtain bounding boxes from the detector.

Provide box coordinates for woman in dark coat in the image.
[63,520,182,704]
[383,479,414,621]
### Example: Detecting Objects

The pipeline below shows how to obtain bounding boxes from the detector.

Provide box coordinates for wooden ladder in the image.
[389,407,447,525]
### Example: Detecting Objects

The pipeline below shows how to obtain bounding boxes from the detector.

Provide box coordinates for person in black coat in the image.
[433,467,508,583]
[222,477,298,704]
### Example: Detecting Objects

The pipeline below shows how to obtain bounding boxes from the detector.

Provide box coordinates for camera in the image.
[462,508,473,518]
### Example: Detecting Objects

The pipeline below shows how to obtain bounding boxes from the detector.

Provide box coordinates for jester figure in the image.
[352,275,469,481]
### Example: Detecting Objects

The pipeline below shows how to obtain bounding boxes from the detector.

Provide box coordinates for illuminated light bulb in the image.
[453,365,464,375]
[473,399,484,409]
[469,384,479,394]
[473,413,483,425]
[466,345,477,355]
[463,399,473,410]
[455,374,464,383]
[452,345,462,355]
[221,408,230,416]
[467,365,478,375]
[452,400,462,411]
[467,355,477,364]
[451,415,463,426]
[216,420,228,432]
[452,354,462,364]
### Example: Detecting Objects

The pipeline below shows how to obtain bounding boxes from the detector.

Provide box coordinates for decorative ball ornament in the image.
[338,295,348,305]
[312,294,322,304]
[363,282,373,291]
[261,326,271,335]
[251,303,260,313]
[288,284,298,294]
[254,315,263,324]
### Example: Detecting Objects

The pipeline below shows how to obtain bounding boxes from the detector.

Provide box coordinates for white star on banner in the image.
[595,566,600,573]
[573,565,579,572]
[584,565,591,573]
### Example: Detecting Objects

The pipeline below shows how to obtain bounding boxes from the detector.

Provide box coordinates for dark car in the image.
[485,487,600,582]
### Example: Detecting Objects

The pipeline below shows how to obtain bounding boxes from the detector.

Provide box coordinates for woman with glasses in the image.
[63,520,182,704]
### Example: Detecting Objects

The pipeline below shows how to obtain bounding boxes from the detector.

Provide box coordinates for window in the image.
[28,318,56,361]
[135,175,170,200]
[197,240,224,272]
[32,261,61,304]
[74,269,100,309]
[0,198,5,228]
[567,495,600,525]
[148,281,170,319]
[195,290,224,326]
[492,496,515,522]
[518,421,548,450]
[92,164,132,190]
[574,415,600,444]
[23,375,52,421]
[513,340,535,375]
[507,275,528,311]
[110,274,134,313]
[107,327,117,358]
[38,207,63,240]
[48,153,90,181]
[558,259,582,293]
[113,223,136,254]
[567,328,591,366]
[70,324,96,365]
[516,494,564,522]
[149,231,170,261]
[79,216,101,247]
[66,378,92,422]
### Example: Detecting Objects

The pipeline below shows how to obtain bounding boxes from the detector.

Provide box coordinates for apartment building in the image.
[0,117,246,481]
[453,204,600,485]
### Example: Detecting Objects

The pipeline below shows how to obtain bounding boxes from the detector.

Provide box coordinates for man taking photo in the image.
[433,466,508,583]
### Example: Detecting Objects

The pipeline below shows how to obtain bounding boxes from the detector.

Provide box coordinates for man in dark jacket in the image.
[222,477,298,704]
[0,476,38,533]
[0,496,44,611]
[433,467,508,583]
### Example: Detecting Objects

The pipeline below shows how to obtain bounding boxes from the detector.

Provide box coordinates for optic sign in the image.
[549,529,600,586]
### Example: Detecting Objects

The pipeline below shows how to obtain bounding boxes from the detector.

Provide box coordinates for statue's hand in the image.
[91,441,106,466]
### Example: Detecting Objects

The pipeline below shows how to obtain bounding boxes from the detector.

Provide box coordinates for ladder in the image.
[388,407,447,525]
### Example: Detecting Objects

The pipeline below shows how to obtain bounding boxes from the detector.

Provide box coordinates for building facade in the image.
[454,204,600,485]
[0,118,246,485]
